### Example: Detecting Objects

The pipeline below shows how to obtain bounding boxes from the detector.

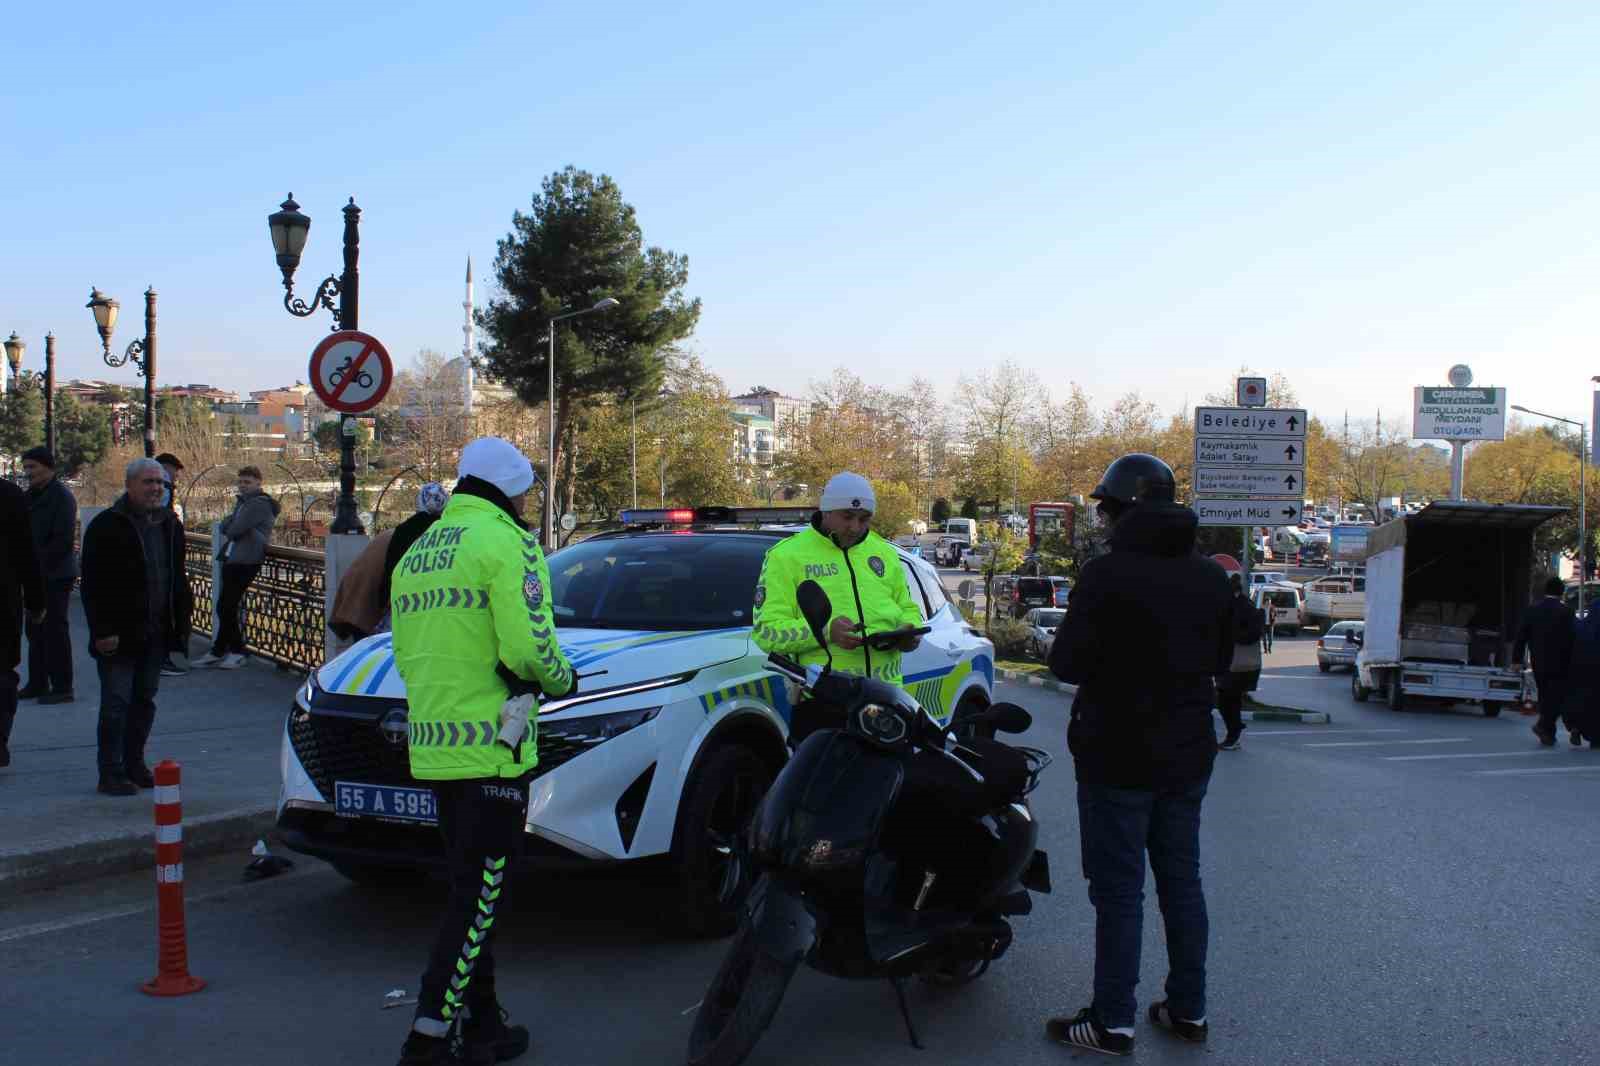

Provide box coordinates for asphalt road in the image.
[4,666,1598,1065]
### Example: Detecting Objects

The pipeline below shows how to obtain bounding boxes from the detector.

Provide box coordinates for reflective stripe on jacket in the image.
[752,519,922,685]
[391,492,574,781]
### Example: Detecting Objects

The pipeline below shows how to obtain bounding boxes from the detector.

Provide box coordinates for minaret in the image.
[462,256,475,416]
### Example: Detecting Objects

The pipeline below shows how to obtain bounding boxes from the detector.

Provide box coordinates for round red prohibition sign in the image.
[308,330,394,413]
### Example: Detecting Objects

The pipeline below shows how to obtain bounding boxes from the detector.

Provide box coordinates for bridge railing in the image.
[184,531,329,672]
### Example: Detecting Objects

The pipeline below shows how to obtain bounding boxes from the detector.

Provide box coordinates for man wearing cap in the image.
[19,447,77,704]
[752,471,924,742]
[391,438,575,1066]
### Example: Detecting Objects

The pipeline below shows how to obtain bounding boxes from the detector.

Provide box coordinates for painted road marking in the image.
[1471,765,1600,776]
[1248,729,1406,736]
[1304,738,1471,749]
[1384,750,1560,762]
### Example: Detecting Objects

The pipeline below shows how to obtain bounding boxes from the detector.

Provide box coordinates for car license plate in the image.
[334,781,438,825]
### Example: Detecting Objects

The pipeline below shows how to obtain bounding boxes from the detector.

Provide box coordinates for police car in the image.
[276,506,995,936]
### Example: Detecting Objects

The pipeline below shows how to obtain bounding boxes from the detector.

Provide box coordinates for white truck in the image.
[1303,574,1365,631]
[1352,501,1564,716]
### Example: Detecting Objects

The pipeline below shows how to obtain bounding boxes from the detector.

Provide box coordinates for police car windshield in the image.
[547,534,772,630]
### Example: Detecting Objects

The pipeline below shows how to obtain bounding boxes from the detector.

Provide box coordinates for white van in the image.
[941,518,978,542]
[1252,584,1305,635]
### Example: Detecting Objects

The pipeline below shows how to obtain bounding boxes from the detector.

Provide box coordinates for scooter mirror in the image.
[797,580,833,652]
[985,702,1034,735]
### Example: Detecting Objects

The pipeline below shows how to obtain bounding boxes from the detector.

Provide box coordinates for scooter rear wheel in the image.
[687,920,797,1066]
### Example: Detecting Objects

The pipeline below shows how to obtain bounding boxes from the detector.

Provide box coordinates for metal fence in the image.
[184,532,328,672]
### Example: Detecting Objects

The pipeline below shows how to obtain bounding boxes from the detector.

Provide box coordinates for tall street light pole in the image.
[87,287,158,457]
[266,194,364,534]
[546,298,619,550]
[1512,403,1587,615]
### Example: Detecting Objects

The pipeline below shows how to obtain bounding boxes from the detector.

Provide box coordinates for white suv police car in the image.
[276,506,996,936]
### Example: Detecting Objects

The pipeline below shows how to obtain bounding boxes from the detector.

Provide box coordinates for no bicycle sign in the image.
[309,330,394,414]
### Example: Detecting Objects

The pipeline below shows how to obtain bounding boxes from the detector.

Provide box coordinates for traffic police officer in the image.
[391,437,575,1066]
[753,471,923,741]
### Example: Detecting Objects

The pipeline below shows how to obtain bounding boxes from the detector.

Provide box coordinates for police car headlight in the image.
[541,706,662,746]
[855,703,908,745]
[291,673,316,722]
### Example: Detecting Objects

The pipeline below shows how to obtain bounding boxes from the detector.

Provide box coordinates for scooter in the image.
[686,581,1052,1066]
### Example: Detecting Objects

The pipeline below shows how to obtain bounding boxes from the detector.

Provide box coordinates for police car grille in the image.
[291,709,414,797]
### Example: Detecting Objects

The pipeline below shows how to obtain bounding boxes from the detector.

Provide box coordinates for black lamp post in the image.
[4,332,57,458]
[87,287,157,458]
[267,193,363,534]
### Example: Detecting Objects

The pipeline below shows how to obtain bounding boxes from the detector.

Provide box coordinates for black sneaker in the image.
[1533,724,1557,746]
[463,1005,530,1063]
[1045,1007,1133,1056]
[17,686,46,700]
[396,1031,461,1065]
[1571,732,1585,748]
[1149,1000,1208,1043]
[97,775,138,796]
[160,658,188,678]
[126,763,156,789]
[1220,730,1243,751]
[39,691,75,705]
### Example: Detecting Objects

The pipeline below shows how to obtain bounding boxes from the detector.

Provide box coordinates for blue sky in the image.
[4,1,1599,431]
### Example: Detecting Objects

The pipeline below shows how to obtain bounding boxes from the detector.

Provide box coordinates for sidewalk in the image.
[0,595,300,895]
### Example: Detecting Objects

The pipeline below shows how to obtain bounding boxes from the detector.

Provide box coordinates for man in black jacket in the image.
[80,458,192,795]
[0,477,45,768]
[1515,577,1578,746]
[20,447,78,704]
[1045,454,1233,1057]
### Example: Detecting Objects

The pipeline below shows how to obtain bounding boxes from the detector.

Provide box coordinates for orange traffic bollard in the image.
[141,760,206,997]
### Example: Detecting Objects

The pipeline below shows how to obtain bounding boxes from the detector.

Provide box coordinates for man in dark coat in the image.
[20,447,79,704]
[1563,608,1600,749]
[1515,577,1578,746]
[1045,454,1233,1056]
[0,476,46,768]
[80,458,191,795]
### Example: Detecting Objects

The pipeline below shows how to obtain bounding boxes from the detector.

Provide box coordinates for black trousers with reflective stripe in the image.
[414,776,530,1034]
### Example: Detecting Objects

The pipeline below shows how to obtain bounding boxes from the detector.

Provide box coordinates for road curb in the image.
[996,668,1075,696]
[0,805,277,896]
[1241,708,1331,724]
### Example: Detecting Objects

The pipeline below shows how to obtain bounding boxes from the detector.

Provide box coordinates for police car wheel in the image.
[670,745,773,938]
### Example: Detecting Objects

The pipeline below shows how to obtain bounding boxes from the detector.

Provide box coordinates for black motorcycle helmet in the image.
[1089,453,1176,512]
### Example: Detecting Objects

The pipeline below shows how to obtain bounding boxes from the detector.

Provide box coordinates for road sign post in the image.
[1411,370,1505,502]
[1195,402,1308,585]
[309,330,394,535]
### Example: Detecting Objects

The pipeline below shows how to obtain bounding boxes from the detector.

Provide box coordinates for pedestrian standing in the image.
[390,439,575,1066]
[80,458,190,795]
[1046,453,1233,1056]
[194,466,280,670]
[19,447,78,704]
[1515,577,1578,746]
[0,476,45,769]
[1216,576,1263,751]
[155,452,191,677]
[1262,598,1277,653]
[1562,607,1600,750]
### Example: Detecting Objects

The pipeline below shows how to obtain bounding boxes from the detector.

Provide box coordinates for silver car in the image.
[1023,607,1067,659]
[1318,620,1364,672]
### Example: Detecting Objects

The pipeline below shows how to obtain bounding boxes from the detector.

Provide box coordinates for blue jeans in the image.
[96,643,164,776]
[1077,776,1210,1029]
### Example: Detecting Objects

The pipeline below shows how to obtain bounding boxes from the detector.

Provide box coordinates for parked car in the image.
[991,575,1058,619]
[1251,584,1305,634]
[1022,607,1066,659]
[1303,575,1365,631]
[274,506,998,936]
[1248,571,1296,591]
[1317,621,1364,672]
[1049,576,1071,607]
[961,544,994,571]
[935,537,970,567]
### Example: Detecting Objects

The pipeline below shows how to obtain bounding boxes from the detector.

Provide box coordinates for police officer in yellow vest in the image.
[753,472,923,742]
[391,437,575,1066]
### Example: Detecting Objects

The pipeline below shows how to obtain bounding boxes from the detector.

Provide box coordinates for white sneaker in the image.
[191,653,224,667]
[218,653,247,670]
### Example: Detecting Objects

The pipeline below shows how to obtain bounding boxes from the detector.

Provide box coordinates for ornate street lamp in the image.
[4,332,23,386]
[87,286,158,458]
[265,193,363,533]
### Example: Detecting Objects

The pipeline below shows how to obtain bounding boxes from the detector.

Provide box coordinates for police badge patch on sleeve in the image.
[868,556,886,578]
[523,572,544,610]
[754,585,766,608]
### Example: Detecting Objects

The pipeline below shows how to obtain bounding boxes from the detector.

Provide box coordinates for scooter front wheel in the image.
[687,919,797,1066]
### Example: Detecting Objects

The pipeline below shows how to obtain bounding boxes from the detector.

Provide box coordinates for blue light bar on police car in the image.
[618,506,814,527]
